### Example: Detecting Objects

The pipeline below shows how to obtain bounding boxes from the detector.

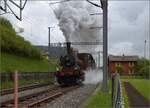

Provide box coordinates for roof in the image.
[109,55,139,62]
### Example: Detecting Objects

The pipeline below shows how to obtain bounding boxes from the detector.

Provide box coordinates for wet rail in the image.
[27,85,80,108]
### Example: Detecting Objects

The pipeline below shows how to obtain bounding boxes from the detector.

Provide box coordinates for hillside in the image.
[0,17,58,72]
[0,17,41,59]
[0,52,58,72]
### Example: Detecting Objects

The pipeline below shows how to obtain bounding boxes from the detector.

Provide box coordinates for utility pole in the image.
[20,0,22,20]
[48,27,54,59]
[87,0,109,92]
[96,55,98,68]
[101,0,108,92]
[86,0,109,92]
[98,51,100,68]
[144,40,146,59]
[144,40,147,75]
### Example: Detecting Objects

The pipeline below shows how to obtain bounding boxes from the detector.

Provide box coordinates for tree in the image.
[135,58,150,78]
[115,64,123,75]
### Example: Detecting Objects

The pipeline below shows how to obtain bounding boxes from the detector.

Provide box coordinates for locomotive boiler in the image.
[55,42,95,86]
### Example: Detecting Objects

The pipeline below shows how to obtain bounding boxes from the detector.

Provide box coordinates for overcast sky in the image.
[1,0,149,58]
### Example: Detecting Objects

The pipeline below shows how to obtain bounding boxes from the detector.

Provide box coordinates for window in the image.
[132,62,134,66]
[132,69,134,74]
[115,62,118,66]
[129,62,131,67]
[128,69,131,74]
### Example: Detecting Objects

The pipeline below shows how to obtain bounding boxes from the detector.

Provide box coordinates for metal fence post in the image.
[14,71,18,108]
[112,74,114,107]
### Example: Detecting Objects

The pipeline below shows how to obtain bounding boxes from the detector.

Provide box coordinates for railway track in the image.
[0,83,53,96]
[1,85,80,108]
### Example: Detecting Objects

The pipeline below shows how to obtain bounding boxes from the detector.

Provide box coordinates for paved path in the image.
[124,82,150,108]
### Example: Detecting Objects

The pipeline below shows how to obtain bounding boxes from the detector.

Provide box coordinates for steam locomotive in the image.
[55,42,96,86]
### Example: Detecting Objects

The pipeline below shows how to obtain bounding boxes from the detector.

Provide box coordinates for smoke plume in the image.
[55,0,102,52]
[84,69,103,84]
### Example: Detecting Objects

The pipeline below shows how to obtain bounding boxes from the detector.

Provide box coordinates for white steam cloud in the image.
[84,69,103,84]
[55,0,102,52]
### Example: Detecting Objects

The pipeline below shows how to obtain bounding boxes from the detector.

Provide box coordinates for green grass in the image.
[0,17,42,59]
[0,52,58,72]
[121,81,130,108]
[121,78,150,101]
[86,82,112,108]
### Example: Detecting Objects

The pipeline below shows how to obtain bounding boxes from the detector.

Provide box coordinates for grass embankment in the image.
[0,17,59,72]
[0,17,42,59]
[86,82,112,108]
[0,52,58,72]
[122,78,150,101]
[121,78,150,107]
[0,52,57,89]
[0,17,59,90]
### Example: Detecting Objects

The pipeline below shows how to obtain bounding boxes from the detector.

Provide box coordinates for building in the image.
[36,45,67,59]
[108,55,139,75]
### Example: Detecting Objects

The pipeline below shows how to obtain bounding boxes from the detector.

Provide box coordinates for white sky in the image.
[0,0,149,58]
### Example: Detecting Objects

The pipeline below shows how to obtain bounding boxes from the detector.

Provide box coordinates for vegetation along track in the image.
[1,85,80,108]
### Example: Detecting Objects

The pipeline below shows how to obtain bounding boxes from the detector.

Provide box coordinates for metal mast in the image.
[101,0,108,92]
[48,27,54,59]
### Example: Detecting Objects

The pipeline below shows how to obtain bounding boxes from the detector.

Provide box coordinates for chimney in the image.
[66,42,71,54]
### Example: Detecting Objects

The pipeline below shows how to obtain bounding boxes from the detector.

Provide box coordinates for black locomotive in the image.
[55,42,96,86]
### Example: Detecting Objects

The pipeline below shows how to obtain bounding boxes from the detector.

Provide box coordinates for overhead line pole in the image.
[48,27,54,60]
[98,51,100,68]
[101,0,108,92]
[144,40,146,59]
[20,0,22,21]
[87,0,109,92]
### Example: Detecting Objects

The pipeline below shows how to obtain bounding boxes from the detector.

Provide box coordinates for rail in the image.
[1,85,79,108]
[112,73,124,108]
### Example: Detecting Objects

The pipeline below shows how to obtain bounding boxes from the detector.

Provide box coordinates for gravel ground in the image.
[39,84,97,108]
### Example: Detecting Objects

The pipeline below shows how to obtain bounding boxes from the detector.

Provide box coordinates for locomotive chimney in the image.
[66,42,71,54]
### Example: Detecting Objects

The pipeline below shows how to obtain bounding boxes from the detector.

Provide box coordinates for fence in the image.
[1,72,55,81]
[0,72,55,90]
[112,73,124,108]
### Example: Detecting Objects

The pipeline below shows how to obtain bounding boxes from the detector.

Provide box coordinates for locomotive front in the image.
[55,42,85,86]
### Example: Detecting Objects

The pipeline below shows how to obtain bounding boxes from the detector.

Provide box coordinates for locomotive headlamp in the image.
[74,67,78,70]
[74,65,80,70]
[56,67,59,71]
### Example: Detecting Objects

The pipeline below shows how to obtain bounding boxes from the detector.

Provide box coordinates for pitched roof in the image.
[109,55,139,62]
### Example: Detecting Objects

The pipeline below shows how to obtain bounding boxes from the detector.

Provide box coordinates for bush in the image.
[115,64,123,75]
[135,58,150,78]
[0,17,13,29]
[0,17,42,59]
